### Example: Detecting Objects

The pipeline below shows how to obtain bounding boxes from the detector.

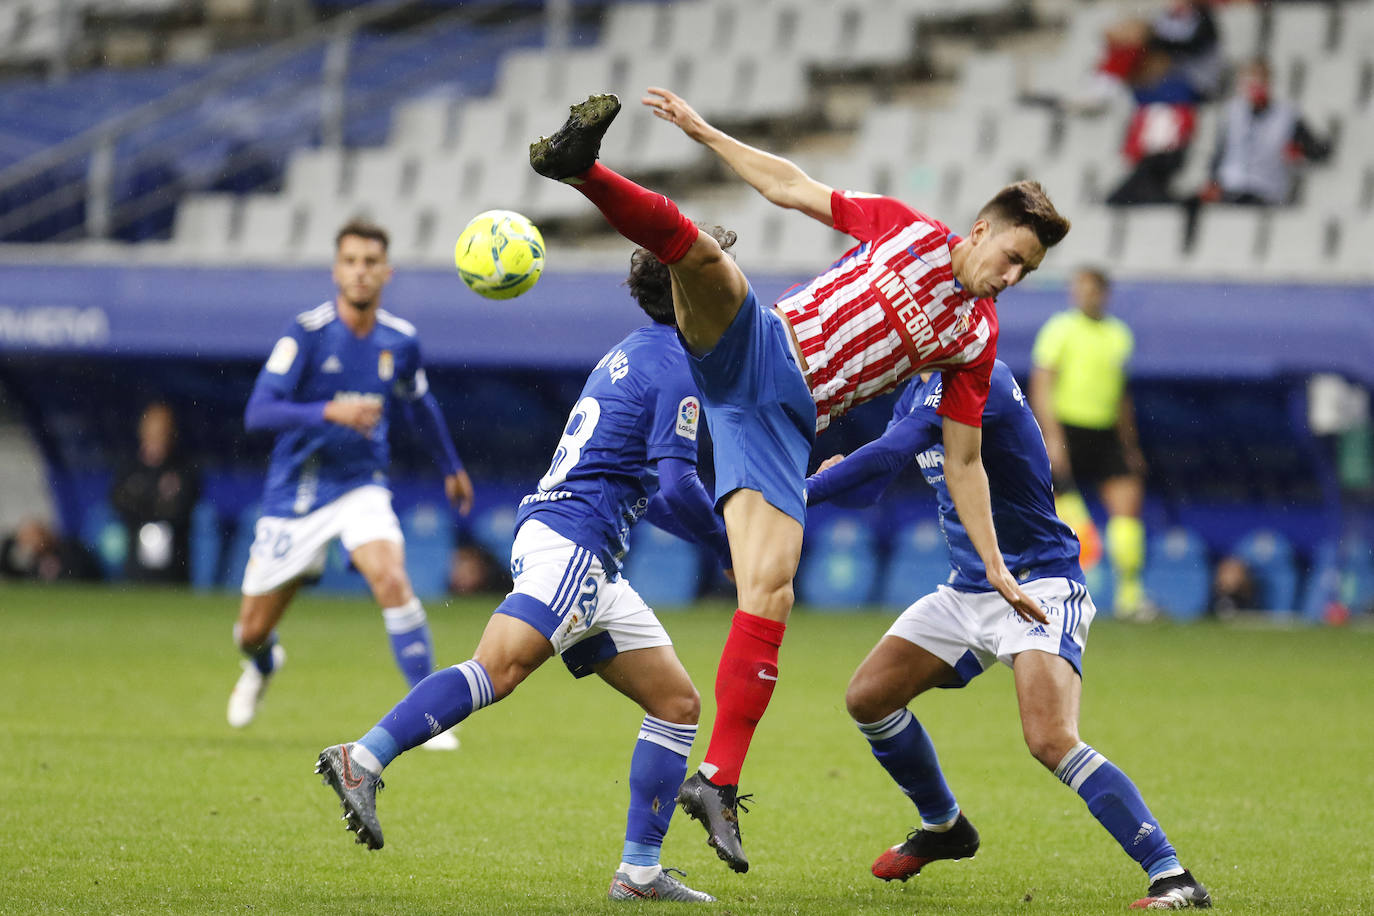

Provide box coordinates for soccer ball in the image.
[453,209,545,300]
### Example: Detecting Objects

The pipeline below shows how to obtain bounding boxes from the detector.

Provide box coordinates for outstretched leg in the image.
[1014,650,1211,908]
[315,613,549,849]
[530,94,748,355]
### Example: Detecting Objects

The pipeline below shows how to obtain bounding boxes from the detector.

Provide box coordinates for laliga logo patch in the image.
[676,396,700,441]
[378,350,394,381]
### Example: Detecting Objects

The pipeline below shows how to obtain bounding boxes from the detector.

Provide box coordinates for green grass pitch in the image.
[2,584,1370,914]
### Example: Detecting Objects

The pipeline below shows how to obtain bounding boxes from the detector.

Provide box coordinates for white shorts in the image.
[240,485,403,596]
[497,519,672,678]
[886,577,1096,686]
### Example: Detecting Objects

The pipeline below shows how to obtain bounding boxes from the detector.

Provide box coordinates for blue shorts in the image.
[686,288,816,525]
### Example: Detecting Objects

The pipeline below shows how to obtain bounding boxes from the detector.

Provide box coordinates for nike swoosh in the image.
[757,671,778,681]
[340,747,364,789]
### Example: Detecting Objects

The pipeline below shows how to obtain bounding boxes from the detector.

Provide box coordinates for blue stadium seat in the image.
[189,500,224,591]
[797,513,879,610]
[1233,528,1299,612]
[1143,527,1211,620]
[469,501,518,566]
[401,503,456,600]
[623,523,703,608]
[878,518,949,609]
[79,500,127,581]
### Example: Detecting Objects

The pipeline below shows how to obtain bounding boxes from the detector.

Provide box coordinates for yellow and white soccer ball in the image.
[453,209,545,300]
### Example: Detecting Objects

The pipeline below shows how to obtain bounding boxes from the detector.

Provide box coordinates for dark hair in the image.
[976,180,1071,249]
[625,224,737,325]
[335,218,389,253]
[1076,266,1111,290]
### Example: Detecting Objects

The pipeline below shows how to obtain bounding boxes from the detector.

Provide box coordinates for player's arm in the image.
[806,415,937,508]
[403,391,474,516]
[644,87,834,225]
[940,417,1046,624]
[643,456,732,570]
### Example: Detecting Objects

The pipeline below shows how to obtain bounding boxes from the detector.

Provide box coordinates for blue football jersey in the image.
[516,322,703,576]
[900,361,1082,590]
[252,302,429,517]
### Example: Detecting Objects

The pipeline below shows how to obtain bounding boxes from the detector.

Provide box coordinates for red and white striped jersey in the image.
[777,191,998,433]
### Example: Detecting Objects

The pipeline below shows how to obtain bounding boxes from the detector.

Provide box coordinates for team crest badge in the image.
[378,350,394,381]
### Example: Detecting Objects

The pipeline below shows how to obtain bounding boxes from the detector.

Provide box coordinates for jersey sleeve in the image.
[255,319,312,397]
[393,337,430,402]
[644,359,703,463]
[1031,313,1069,370]
[829,190,926,243]
[937,355,994,427]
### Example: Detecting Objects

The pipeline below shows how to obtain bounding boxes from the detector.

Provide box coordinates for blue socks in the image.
[383,599,434,687]
[1055,741,1179,880]
[857,709,960,827]
[623,716,697,867]
[357,660,493,768]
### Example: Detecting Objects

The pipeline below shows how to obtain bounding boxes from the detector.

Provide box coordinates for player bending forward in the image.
[228,219,472,750]
[807,361,1211,910]
[530,90,1068,872]
[316,235,738,903]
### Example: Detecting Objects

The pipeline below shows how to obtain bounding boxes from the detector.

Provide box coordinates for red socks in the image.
[571,163,699,264]
[700,610,787,786]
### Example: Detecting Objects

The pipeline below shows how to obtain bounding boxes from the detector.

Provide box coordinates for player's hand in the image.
[324,398,382,436]
[986,564,1048,624]
[445,469,475,517]
[643,87,712,142]
[816,453,846,472]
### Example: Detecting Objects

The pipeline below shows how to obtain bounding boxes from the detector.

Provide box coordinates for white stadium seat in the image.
[232,195,302,262]
[347,148,415,205]
[1046,206,1116,273]
[1260,211,1336,279]
[171,193,238,260]
[283,146,346,203]
[1334,212,1374,279]
[1267,4,1333,74]
[1116,206,1188,275]
[1215,2,1261,64]
[389,97,455,152]
[1183,206,1265,277]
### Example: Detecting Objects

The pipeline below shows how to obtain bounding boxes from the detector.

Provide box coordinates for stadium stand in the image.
[1,0,1371,620]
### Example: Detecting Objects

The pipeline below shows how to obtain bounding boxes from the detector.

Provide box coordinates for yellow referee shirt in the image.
[1031,310,1134,430]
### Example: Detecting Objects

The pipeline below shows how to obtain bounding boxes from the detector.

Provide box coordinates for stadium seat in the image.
[1046,206,1116,272]
[1215,2,1262,65]
[1143,526,1211,620]
[80,500,127,581]
[1335,212,1374,279]
[401,502,455,600]
[389,96,455,152]
[878,518,950,609]
[1182,206,1264,277]
[171,193,237,260]
[1233,528,1300,612]
[347,148,415,204]
[623,523,703,607]
[1267,4,1333,76]
[189,500,224,591]
[602,1,663,56]
[797,513,879,610]
[231,195,302,262]
[469,501,518,568]
[1258,211,1336,279]
[283,146,346,204]
[1116,207,1188,275]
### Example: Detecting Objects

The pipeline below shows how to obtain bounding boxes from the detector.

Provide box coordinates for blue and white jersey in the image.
[253,302,429,517]
[899,362,1082,590]
[515,322,703,576]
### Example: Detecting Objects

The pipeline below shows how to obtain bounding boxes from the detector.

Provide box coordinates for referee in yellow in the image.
[1030,268,1149,619]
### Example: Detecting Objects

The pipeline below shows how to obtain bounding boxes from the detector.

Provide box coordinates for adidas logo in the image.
[321,355,343,373]
[424,712,441,737]
[1132,822,1156,846]
[1026,624,1050,637]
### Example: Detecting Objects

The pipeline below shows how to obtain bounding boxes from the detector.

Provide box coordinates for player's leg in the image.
[1099,473,1147,618]
[316,612,549,849]
[597,646,715,902]
[848,598,982,882]
[227,585,296,727]
[529,93,747,355]
[349,538,439,686]
[1013,650,1210,908]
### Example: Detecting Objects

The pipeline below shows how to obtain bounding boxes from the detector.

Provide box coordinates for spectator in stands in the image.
[1198,57,1333,207]
[109,401,200,584]
[0,516,101,583]
[1208,553,1256,618]
[1150,0,1223,102]
[1104,41,1201,206]
[1030,268,1151,620]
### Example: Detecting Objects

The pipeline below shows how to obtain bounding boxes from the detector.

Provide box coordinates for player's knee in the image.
[844,671,892,724]
[1023,725,1078,770]
[740,579,793,621]
[658,687,701,726]
[369,568,412,607]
